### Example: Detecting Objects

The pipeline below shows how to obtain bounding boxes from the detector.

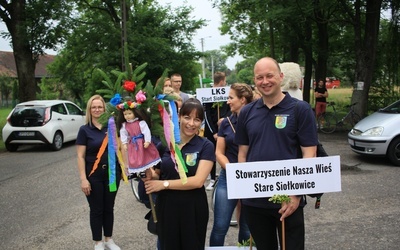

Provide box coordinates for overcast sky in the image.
[0,0,242,69]
[157,0,243,69]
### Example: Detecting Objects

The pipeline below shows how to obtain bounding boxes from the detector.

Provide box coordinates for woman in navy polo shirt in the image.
[210,83,253,246]
[144,98,215,250]
[76,95,121,250]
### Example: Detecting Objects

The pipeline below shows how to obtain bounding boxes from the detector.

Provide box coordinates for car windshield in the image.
[379,100,400,114]
[10,107,46,127]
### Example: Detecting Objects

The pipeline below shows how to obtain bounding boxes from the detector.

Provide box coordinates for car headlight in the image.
[361,126,384,136]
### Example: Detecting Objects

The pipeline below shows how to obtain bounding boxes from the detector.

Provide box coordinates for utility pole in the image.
[211,55,214,79]
[121,0,127,71]
[200,36,211,79]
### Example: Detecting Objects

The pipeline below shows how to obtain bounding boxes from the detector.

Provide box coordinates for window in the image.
[52,104,67,115]
[65,103,82,115]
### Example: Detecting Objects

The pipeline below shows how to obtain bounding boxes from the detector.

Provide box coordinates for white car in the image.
[2,100,85,152]
[348,99,400,166]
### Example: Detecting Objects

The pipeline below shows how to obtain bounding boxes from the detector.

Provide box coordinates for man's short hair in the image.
[213,72,225,84]
[170,73,182,79]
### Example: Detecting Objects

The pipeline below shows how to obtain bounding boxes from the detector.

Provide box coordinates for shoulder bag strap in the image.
[226,116,236,134]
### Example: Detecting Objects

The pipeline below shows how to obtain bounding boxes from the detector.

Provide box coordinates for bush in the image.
[0,108,12,151]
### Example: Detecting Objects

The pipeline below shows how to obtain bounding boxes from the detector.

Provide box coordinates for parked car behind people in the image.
[2,100,85,151]
[348,99,400,166]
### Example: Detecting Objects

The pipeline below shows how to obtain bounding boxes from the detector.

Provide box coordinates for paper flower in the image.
[123,80,136,93]
[116,101,139,110]
[110,94,122,106]
[156,94,166,100]
[135,90,147,104]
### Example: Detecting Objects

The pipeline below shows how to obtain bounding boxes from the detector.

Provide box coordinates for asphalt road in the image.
[0,131,399,249]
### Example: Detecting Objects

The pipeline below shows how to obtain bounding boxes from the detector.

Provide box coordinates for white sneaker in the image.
[104,239,121,250]
[207,174,211,180]
[94,242,105,250]
[206,180,215,191]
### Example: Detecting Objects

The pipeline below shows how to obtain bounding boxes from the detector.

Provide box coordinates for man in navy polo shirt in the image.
[235,57,318,250]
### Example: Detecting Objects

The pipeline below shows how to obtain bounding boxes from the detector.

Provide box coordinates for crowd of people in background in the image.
[77,57,318,250]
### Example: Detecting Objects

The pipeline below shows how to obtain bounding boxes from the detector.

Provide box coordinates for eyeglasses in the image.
[91,106,104,110]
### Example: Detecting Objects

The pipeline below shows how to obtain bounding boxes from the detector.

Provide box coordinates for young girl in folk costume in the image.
[116,101,161,174]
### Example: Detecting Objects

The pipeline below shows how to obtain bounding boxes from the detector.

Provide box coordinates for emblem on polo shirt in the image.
[185,152,198,166]
[275,115,287,129]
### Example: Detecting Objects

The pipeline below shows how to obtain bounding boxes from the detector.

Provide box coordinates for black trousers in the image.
[86,165,121,241]
[242,204,305,250]
[156,188,208,250]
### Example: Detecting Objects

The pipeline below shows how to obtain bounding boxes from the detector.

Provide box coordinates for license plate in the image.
[348,139,354,146]
[18,132,35,136]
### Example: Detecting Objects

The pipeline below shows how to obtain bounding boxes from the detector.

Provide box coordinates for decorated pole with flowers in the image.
[117,84,163,222]
[269,194,291,250]
[96,61,190,226]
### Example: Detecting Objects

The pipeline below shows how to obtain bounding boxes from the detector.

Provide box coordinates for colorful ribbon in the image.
[169,100,180,144]
[173,144,188,183]
[159,100,187,184]
[108,117,117,192]
[116,138,128,183]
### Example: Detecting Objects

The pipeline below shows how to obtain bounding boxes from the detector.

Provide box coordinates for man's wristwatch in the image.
[163,181,170,189]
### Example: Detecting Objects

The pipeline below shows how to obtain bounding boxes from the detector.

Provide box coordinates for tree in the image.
[367,2,400,111]
[203,49,229,74]
[338,0,383,117]
[214,0,393,113]
[216,0,273,59]
[0,0,73,102]
[0,74,14,107]
[47,0,205,102]
[235,58,258,85]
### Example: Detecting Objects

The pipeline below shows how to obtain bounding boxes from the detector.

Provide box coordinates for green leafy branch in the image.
[95,62,148,100]
[212,101,223,108]
[237,237,256,247]
[95,69,128,99]
[269,194,291,204]
[269,194,291,250]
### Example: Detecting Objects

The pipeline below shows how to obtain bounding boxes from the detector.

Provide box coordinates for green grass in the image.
[309,87,354,117]
[325,88,353,107]
[310,87,353,108]
[321,88,354,118]
[0,107,12,152]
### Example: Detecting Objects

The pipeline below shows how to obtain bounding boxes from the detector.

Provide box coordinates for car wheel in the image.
[51,131,63,151]
[387,137,400,166]
[5,143,18,152]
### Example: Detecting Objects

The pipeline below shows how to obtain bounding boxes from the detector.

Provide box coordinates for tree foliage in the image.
[0,75,15,107]
[0,0,73,102]
[212,0,398,115]
[46,0,206,103]
[203,49,229,74]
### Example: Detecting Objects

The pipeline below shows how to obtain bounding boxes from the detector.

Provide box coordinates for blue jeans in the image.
[210,169,251,246]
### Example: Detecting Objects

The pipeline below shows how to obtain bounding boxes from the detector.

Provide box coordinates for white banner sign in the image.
[196,86,230,103]
[226,156,341,199]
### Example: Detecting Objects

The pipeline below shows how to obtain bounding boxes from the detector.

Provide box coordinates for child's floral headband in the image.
[110,90,147,111]
[116,101,140,110]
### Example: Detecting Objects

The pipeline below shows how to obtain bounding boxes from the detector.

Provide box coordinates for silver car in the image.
[348,99,400,166]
